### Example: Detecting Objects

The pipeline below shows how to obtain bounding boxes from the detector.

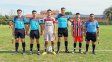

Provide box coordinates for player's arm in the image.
[53,22,56,38]
[96,21,100,40]
[40,19,45,35]
[97,27,99,36]
[25,24,29,35]
[71,25,74,37]
[82,21,85,36]
[24,17,29,35]
[84,22,87,37]
[96,21,99,36]
[40,24,44,35]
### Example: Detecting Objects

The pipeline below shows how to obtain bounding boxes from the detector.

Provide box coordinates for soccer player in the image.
[56,7,70,53]
[42,9,56,55]
[26,10,43,55]
[71,13,84,53]
[84,14,99,54]
[11,9,27,55]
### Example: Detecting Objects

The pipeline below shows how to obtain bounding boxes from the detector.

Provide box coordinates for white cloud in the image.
[0,0,112,15]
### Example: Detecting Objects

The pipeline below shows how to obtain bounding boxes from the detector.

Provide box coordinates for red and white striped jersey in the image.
[43,16,56,33]
[72,18,83,37]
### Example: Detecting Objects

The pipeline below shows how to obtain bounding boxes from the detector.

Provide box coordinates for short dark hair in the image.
[76,13,80,15]
[17,9,22,12]
[90,13,94,16]
[61,7,65,10]
[47,9,52,12]
[32,10,37,13]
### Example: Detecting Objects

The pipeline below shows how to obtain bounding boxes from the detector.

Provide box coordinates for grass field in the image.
[0,25,112,62]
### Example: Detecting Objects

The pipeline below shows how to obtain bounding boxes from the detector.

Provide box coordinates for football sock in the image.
[15,43,19,52]
[30,44,33,51]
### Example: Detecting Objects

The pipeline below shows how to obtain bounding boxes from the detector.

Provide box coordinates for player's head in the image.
[32,10,37,18]
[17,9,22,16]
[89,13,95,21]
[47,9,52,16]
[75,13,80,18]
[61,7,66,14]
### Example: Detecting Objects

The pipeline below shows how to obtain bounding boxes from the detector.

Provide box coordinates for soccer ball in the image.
[47,46,52,52]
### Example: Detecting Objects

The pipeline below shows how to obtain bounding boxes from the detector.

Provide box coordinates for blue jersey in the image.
[56,14,70,28]
[13,16,27,29]
[85,20,99,33]
[29,18,41,30]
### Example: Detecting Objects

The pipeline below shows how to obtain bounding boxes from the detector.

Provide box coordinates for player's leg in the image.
[73,37,77,53]
[29,30,35,54]
[14,30,19,54]
[36,39,40,55]
[30,38,34,54]
[91,34,97,54]
[63,28,69,53]
[15,38,19,53]
[79,37,83,53]
[92,41,96,54]
[84,32,90,54]
[20,29,26,54]
[51,41,54,51]
[50,33,56,55]
[35,30,40,55]
[57,28,62,53]
[79,42,82,53]
[42,33,48,55]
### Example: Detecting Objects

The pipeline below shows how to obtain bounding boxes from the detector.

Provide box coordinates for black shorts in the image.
[86,32,97,42]
[58,28,68,37]
[14,28,25,39]
[30,30,40,39]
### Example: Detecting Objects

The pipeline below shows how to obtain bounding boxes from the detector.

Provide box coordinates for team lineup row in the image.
[9,7,99,55]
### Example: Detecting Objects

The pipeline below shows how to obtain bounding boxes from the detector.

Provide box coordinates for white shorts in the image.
[44,32,55,41]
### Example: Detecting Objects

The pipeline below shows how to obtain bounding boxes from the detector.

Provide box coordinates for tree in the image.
[65,11,72,15]
[103,6,112,24]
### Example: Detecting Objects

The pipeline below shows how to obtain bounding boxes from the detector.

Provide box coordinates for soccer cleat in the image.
[83,51,88,54]
[79,49,82,53]
[42,52,47,55]
[22,51,26,55]
[65,50,69,53]
[37,51,40,55]
[52,51,56,55]
[92,51,96,55]
[30,51,33,55]
[56,51,60,54]
[72,51,76,54]
[72,51,75,54]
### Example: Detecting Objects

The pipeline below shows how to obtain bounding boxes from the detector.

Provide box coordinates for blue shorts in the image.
[14,28,25,39]
[30,30,40,39]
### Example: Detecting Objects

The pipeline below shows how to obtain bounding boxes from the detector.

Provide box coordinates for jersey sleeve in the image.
[52,17,57,24]
[12,16,17,23]
[67,15,70,20]
[71,21,74,27]
[23,17,28,24]
[84,21,88,28]
[55,14,59,20]
[39,19,45,24]
[96,21,99,28]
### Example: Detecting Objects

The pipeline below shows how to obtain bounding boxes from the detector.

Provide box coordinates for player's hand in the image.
[83,32,86,37]
[40,31,44,36]
[53,33,56,40]
[25,31,29,36]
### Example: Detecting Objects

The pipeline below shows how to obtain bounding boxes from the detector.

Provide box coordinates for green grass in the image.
[0,25,112,62]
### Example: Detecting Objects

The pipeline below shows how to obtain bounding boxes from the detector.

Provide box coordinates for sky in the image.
[0,0,112,15]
